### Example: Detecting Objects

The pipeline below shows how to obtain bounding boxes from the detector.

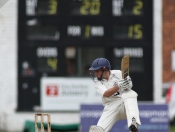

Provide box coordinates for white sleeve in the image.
[94,81,107,96]
[112,70,122,80]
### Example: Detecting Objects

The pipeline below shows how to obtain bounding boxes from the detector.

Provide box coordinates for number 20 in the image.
[80,1,100,15]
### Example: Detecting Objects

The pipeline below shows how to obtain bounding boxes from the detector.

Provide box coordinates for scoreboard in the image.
[18,0,153,111]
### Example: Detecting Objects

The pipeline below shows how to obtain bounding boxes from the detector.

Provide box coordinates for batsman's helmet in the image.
[89,58,111,71]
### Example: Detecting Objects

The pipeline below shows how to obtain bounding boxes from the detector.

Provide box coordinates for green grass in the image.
[170,125,175,132]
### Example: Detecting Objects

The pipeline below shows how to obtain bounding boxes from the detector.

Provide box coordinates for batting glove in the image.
[118,76,133,90]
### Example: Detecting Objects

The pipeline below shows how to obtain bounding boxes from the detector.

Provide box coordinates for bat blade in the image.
[121,55,130,79]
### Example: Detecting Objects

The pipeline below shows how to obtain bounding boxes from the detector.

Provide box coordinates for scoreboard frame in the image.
[17,0,153,111]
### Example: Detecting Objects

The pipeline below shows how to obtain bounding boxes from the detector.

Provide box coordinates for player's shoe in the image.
[129,117,138,132]
[89,125,104,132]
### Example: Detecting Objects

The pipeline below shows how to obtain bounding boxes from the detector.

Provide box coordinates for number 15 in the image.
[128,24,143,39]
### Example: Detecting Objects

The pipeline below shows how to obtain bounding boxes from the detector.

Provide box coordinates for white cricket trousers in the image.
[97,90,141,132]
[97,98,126,132]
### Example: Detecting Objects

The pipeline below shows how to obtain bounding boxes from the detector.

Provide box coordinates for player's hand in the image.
[118,76,133,90]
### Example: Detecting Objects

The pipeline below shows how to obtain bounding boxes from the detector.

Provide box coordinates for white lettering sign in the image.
[67,26,81,36]
[26,0,37,16]
[91,26,104,36]
[112,0,124,16]
[113,47,143,58]
[37,47,58,58]
[41,77,101,111]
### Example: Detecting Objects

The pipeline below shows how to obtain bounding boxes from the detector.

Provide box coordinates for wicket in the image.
[35,113,51,132]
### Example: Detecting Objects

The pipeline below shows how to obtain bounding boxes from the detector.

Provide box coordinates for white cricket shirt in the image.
[94,70,123,105]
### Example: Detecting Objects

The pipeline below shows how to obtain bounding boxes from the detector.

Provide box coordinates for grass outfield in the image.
[170,125,175,132]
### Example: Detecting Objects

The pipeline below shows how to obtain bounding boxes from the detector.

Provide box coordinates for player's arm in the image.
[94,82,119,97]
[103,85,119,97]
[103,76,133,97]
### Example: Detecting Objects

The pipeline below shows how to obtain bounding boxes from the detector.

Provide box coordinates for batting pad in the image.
[89,125,104,132]
[124,97,141,127]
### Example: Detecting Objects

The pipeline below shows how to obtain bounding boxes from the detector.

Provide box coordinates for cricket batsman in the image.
[88,58,141,132]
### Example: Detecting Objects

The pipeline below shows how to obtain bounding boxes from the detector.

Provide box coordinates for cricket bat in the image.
[121,55,130,79]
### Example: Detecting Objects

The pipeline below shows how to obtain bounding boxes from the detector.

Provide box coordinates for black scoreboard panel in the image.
[18,0,153,111]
